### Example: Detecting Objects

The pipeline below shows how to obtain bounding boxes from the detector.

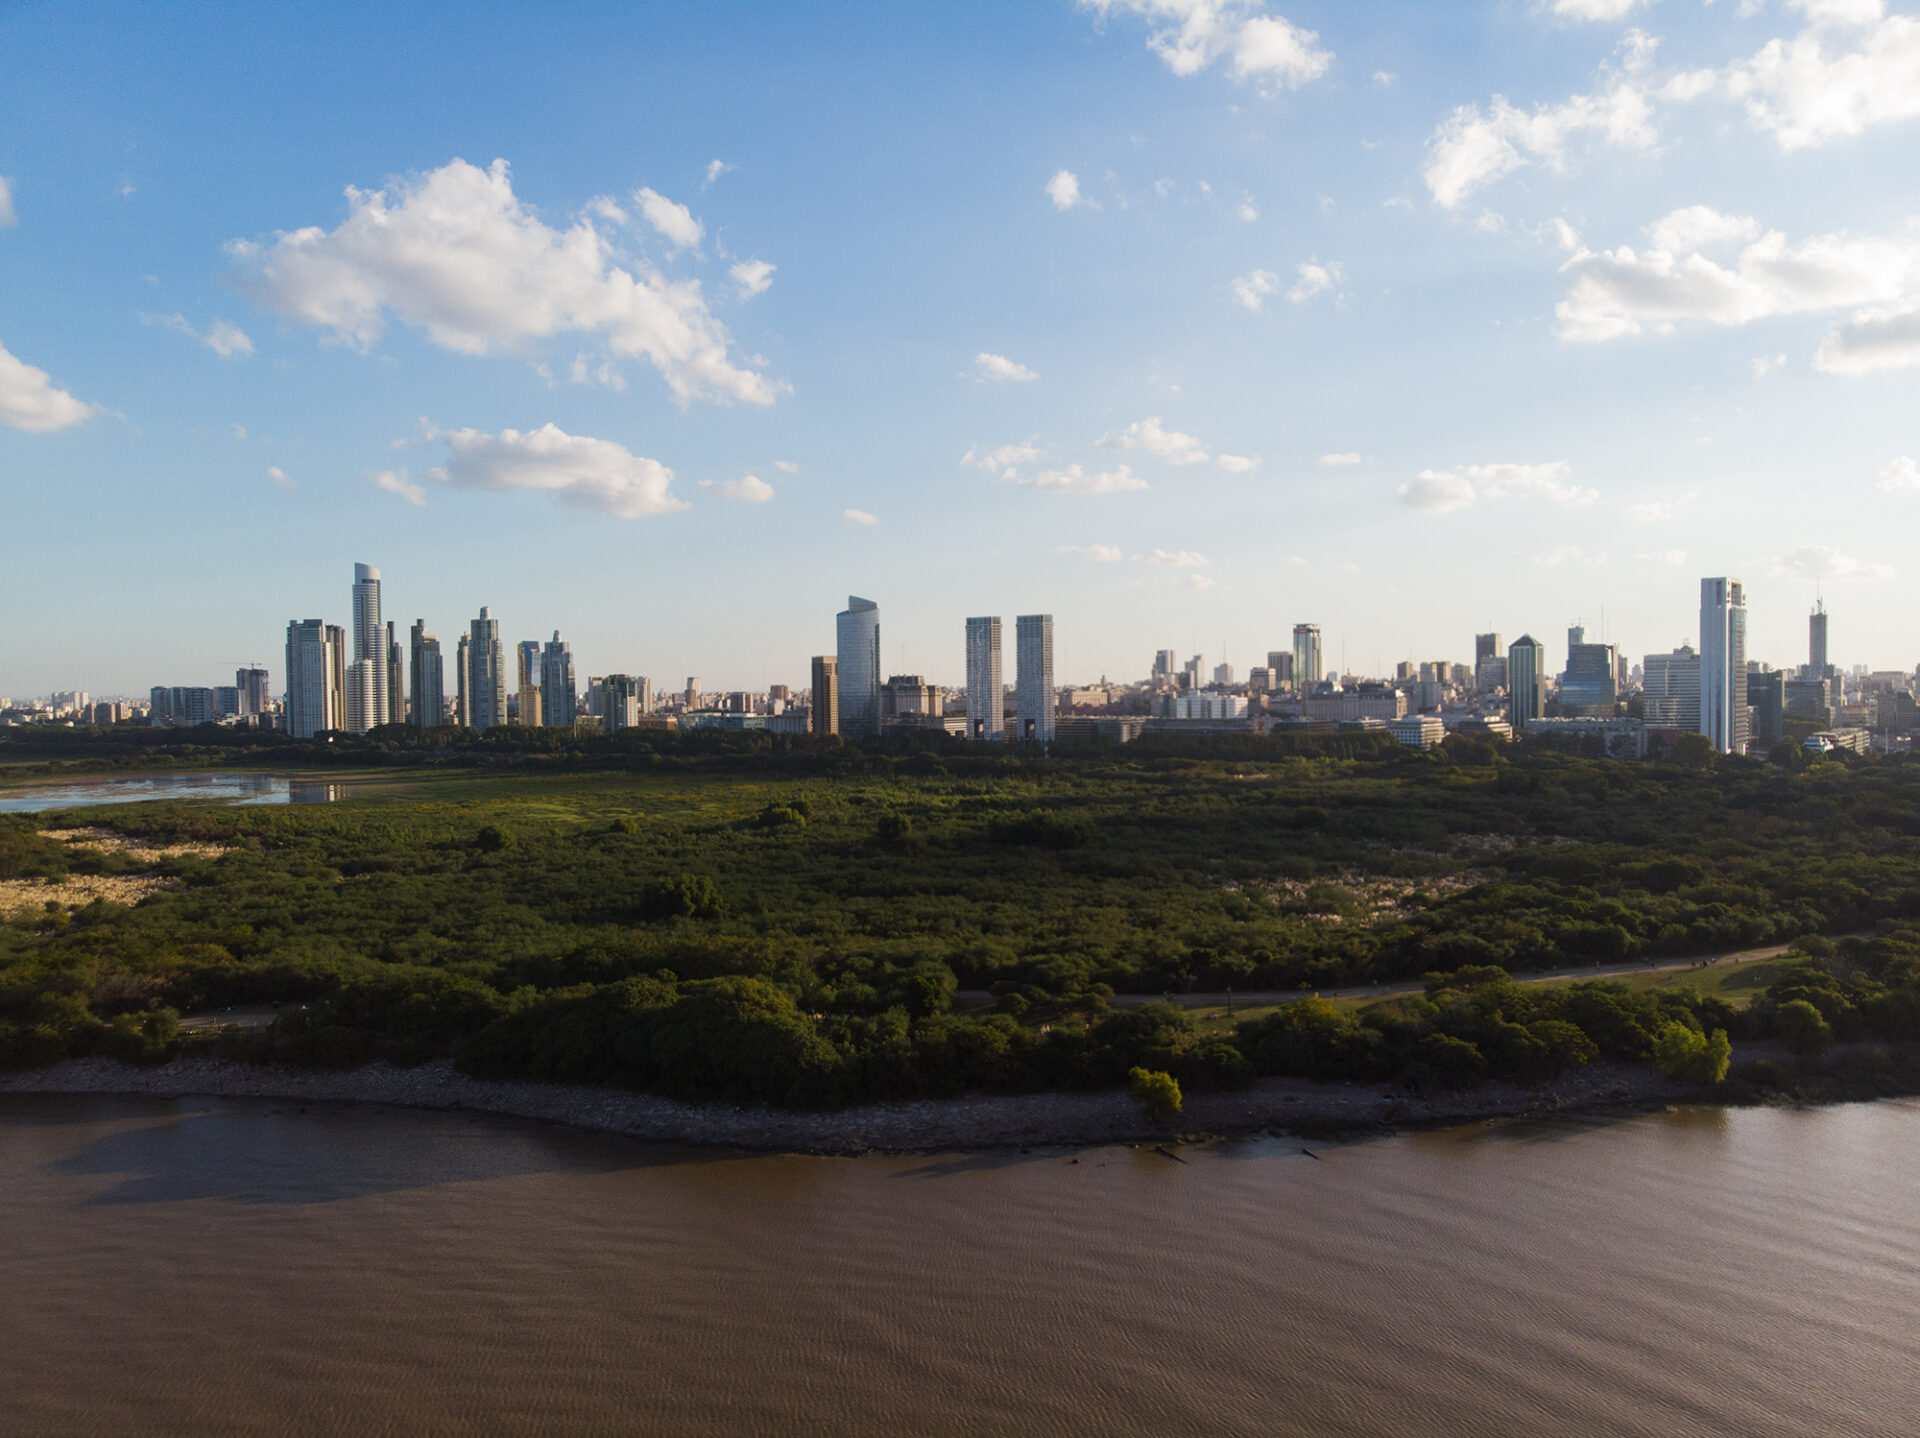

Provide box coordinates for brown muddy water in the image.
[3,1094,1917,1437]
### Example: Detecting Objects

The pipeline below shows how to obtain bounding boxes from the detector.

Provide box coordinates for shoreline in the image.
[0,1055,1699,1153]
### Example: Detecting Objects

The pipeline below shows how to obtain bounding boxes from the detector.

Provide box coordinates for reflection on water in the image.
[0,772,363,812]
[3,1095,1918,1438]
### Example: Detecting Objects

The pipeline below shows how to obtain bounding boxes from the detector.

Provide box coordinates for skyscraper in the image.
[351,563,389,724]
[454,632,470,728]
[836,596,881,739]
[811,655,839,735]
[1293,624,1323,688]
[1015,613,1055,744]
[541,632,576,727]
[600,674,644,732]
[1562,639,1619,715]
[1474,632,1504,693]
[468,607,506,732]
[965,616,1004,740]
[1700,577,1749,755]
[1809,598,1829,676]
[1508,634,1545,730]
[284,620,337,738]
[516,639,543,727]
[235,667,270,716]
[1642,645,1700,727]
[409,621,444,728]
[386,621,404,726]
[344,658,381,734]
[326,624,346,733]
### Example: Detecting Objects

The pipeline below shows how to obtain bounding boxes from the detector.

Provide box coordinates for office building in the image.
[344,658,382,735]
[455,633,470,727]
[811,655,839,735]
[236,667,270,716]
[1508,635,1545,730]
[409,621,444,728]
[1749,670,1786,748]
[351,563,389,725]
[1643,646,1701,727]
[1700,577,1749,755]
[1562,637,1619,716]
[541,633,576,727]
[1015,613,1055,743]
[386,622,404,726]
[1266,650,1294,688]
[882,674,941,723]
[966,616,1004,740]
[1388,714,1447,750]
[516,639,543,727]
[468,608,506,732]
[1810,598,1829,675]
[1292,624,1323,687]
[1153,649,1178,683]
[326,625,346,734]
[285,620,337,738]
[836,596,882,739]
[1214,662,1235,687]
[600,674,645,732]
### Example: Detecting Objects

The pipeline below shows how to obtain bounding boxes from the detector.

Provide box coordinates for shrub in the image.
[475,824,516,852]
[1653,1022,1731,1084]
[1129,1066,1182,1122]
[1775,999,1832,1056]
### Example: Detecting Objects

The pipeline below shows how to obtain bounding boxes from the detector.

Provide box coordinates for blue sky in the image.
[3,0,1918,696]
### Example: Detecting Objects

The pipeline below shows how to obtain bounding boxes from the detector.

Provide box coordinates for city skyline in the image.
[5,3,1920,693]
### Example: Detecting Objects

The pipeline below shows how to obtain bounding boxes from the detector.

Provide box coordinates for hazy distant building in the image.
[1700,577,1749,755]
[409,621,444,728]
[1809,598,1829,675]
[1015,613,1055,743]
[351,564,389,726]
[1562,638,1620,716]
[1508,635,1545,731]
[600,674,644,732]
[1293,624,1323,687]
[1642,645,1701,727]
[1266,650,1294,688]
[236,667,270,716]
[965,616,1004,740]
[454,632,471,728]
[326,624,346,735]
[1749,670,1786,748]
[468,607,506,732]
[836,596,882,739]
[515,640,543,728]
[1213,662,1235,687]
[811,655,839,735]
[541,633,576,727]
[344,658,382,735]
[882,674,940,722]
[386,621,404,726]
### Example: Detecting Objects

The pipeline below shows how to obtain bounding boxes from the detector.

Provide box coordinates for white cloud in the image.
[1283,553,1308,565]
[1057,543,1125,562]
[421,421,688,518]
[231,423,248,440]
[1186,573,1217,590]
[1622,499,1673,522]
[226,158,778,406]
[1557,208,1920,343]
[268,465,296,492]
[1550,0,1648,19]
[1318,451,1361,466]
[1752,352,1788,376]
[371,468,427,506]
[632,186,703,250]
[1646,205,1763,253]
[1020,463,1149,494]
[1232,268,1281,311]
[1287,259,1343,303]
[1217,453,1257,472]
[1372,70,1395,87]
[1133,547,1209,566]
[700,473,775,502]
[1878,455,1920,492]
[963,440,1046,479]
[1814,295,1920,373]
[0,176,15,228]
[729,259,775,300]
[774,459,800,473]
[1101,415,1209,465]
[1046,169,1084,211]
[1719,2,1920,151]
[975,351,1039,382]
[1424,80,1655,208]
[1398,461,1596,512]
[1078,1,1333,91]
[703,159,731,189]
[1236,196,1260,221]
[0,337,97,431]
[1769,544,1894,581]
[142,311,252,356]
[843,508,879,525]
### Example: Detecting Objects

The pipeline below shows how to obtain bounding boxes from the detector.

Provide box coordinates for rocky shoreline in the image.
[0,1056,1695,1153]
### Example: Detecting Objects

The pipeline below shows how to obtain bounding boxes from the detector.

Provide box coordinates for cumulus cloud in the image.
[632,186,703,250]
[140,312,256,357]
[1717,1,1920,151]
[1549,0,1648,19]
[1398,461,1596,513]
[1556,207,1920,343]
[0,176,15,228]
[1133,547,1209,567]
[1046,170,1084,211]
[371,468,427,506]
[1424,73,1655,208]
[1769,544,1894,581]
[1020,463,1149,494]
[975,351,1039,382]
[1622,499,1673,522]
[1186,573,1217,590]
[703,159,731,189]
[700,474,775,502]
[1878,455,1920,492]
[729,259,775,299]
[1814,295,1920,373]
[1752,352,1789,377]
[773,459,800,473]
[1287,259,1343,303]
[843,508,879,525]
[226,158,778,406]
[1236,196,1260,221]
[1319,452,1361,466]
[1232,268,1281,311]
[420,422,688,518]
[1057,543,1125,562]
[1078,1,1333,91]
[963,439,1046,479]
[1101,415,1209,465]
[1217,453,1257,472]
[0,337,97,431]
[268,466,296,492]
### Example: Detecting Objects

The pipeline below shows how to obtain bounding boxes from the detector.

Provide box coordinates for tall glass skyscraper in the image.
[1292,623,1323,687]
[284,619,336,738]
[835,596,881,739]
[351,563,389,725]
[1700,577,1749,755]
[1507,634,1545,730]
[409,620,444,728]
[965,616,1004,740]
[1015,613,1054,744]
[468,607,506,732]
[1809,598,1829,675]
[541,632,576,727]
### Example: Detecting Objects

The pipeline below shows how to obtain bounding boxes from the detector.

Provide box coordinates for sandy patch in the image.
[0,874,174,918]
[41,827,230,860]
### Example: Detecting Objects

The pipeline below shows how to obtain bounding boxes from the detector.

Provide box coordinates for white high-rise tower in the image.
[965,616,1004,740]
[1015,613,1054,744]
[1700,577,1749,755]
[350,563,388,728]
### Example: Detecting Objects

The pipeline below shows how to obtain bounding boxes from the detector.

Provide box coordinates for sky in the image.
[2,0,1918,697]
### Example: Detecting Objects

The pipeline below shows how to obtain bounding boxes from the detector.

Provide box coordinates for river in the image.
[2,1094,1916,1436]
[0,772,368,812]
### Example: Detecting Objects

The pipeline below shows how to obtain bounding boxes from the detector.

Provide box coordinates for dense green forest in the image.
[6,727,1920,1105]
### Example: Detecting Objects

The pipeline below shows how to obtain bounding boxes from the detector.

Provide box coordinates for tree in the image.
[1129,1066,1182,1123]
[1652,1022,1731,1084]
[1775,999,1832,1056]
